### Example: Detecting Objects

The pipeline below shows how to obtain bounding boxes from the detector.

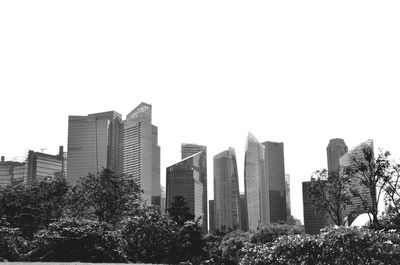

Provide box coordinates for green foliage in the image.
[218,231,250,265]
[122,206,178,263]
[0,177,70,239]
[27,218,127,263]
[250,223,304,244]
[167,195,195,226]
[0,220,28,261]
[240,226,400,265]
[67,168,142,224]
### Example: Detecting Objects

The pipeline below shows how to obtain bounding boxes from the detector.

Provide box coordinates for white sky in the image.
[1,1,399,223]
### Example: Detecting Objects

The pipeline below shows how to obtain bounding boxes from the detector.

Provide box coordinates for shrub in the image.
[240,226,400,265]
[0,221,28,261]
[27,218,126,263]
[250,223,304,244]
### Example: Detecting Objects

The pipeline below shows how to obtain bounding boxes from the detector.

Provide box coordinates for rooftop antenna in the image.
[40,148,47,153]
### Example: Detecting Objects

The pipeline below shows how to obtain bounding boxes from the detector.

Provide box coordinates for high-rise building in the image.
[213,148,241,231]
[244,132,269,231]
[166,152,206,231]
[263,141,287,223]
[302,181,328,234]
[339,139,373,225]
[67,111,123,185]
[181,143,207,232]
[209,199,215,233]
[123,103,160,206]
[327,138,348,172]
[285,174,291,219]
[239,193,249,231]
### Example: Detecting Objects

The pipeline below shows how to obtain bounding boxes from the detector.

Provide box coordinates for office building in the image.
[181,143,207,232]
[209,199,215,233]
[263,141,287,223]
[67,111,123,185]
[123,103,160,206]
[166,151,206,231]
[213,148,241,231]
[244,132,269,230]
[239,193,249,231]
[302,181,328,234]
[339,139,373,225]
[327,138,348,172]
[0,147,65,188]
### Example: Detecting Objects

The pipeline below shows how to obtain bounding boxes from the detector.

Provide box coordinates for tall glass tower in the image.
[213,148,241,231]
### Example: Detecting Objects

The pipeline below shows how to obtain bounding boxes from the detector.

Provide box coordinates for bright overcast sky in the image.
[1,1,399,223]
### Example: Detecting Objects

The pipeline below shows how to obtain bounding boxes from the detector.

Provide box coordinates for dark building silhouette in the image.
[302,181,328,234]
[166,151,207,232]
[263,141,287,223]
[213,148,241,231]
[209,199,215,233]
[181,143,207,232]
[239,193,249,231]
[327,138,348,172]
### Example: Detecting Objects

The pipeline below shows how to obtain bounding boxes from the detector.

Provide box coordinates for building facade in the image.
[244,133,269,231]
[67,111,123,185]
[285,173,291,220]
[302,181,328,234]
[209,199,215,233]
[213,148,241,231]
[181,143,207,232]
[263,141,287,223]
[166,152,206,231]
[239,193,249,231]
[327,138,348,172]
[123,103,160,206]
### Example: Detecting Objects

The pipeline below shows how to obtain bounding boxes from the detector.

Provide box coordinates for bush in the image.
[122,207,178,264]
[27,218,127,263]
[0,221,28,261]
[250,223,304,244]
[240,226,400,265]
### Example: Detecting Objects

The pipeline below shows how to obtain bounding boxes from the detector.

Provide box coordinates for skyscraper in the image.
[244,132,269,231]
[285,173,291,220]
[123,103,161,206]
[239,193,249,231]
[166,152,206,231]
[67,111,123,185]
[302,181,328,234]
[209,199,215,233]
[181,143,207,232]
[263,141,287,223]
[327,138,348,172]
[213,148,241,231]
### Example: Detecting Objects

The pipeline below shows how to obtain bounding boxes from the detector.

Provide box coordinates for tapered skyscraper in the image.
[213,148,241,231]
[244,133,269,230]
[263,141,287,223]
[181,143,207,232]
[123,103,161,206]
[67,111,123,185]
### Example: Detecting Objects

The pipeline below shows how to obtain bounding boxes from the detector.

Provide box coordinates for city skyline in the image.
[1,1,400,224]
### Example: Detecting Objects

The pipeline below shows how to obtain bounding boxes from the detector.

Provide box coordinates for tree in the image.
[308,169,353,226]
[344,146,391,228]
[167,195,195,226]
[67,168,142,224]
[27,218,127,263]
[0,177,70,239]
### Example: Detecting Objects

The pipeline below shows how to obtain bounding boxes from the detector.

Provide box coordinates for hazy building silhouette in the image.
[327,138,348,172]
[263,141,287,223]
[339,139,373,225]
[239,193,249,231]
[166,152,206,231]
[209,199,215,233]
[244,132,269,230]
[123,103,160,206]
[67,111,123,185]
[181,143,207,232]
[285,173,291,220]
[213,148,241,231]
